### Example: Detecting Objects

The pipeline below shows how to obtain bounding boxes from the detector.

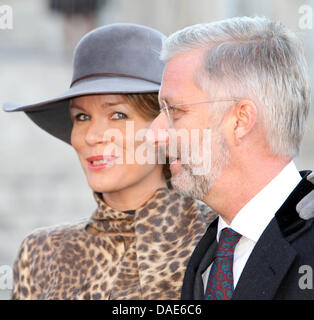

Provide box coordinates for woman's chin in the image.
[86,176,118,194]
[89,183,117,194]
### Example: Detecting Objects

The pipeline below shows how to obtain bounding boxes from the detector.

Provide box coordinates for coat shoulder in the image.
[11,218,90,299]
[17,218,90,258]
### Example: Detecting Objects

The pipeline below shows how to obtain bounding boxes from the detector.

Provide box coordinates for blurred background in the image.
[0,0,313,299]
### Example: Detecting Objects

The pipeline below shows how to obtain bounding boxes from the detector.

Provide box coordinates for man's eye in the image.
[111,112,127,120]
[172,107,184,120]
[74,113,90,121]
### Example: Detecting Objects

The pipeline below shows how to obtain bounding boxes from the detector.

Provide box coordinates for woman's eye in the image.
[111,112,127,120]
[74,113,90,121]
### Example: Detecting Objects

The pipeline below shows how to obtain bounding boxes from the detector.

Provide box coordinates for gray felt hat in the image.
[3,23,166,144]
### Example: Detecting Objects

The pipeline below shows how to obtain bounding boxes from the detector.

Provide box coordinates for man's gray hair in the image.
[161,16,311,157]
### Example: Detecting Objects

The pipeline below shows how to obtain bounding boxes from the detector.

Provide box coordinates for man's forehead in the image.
[160,49,208,101]
[165,49,206,73]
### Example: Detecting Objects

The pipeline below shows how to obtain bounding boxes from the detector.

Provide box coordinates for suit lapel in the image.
[181,219,218,299]
[233,171,314,300]
[232,219,297,299]
[194,238,217,299]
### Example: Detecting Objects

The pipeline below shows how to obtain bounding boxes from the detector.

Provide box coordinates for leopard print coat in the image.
[11,187,217,300]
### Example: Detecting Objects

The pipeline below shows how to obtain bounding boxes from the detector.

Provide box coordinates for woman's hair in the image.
[125,93,171,181]
[124,93,160,120]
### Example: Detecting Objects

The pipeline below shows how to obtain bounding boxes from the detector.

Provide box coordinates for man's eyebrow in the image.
[160,96,185,107]
[158,95,173,105]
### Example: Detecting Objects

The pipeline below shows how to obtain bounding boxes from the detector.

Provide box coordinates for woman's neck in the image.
[102,170,167,211]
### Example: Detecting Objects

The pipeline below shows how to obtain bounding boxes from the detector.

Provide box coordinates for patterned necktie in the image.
[204,227,242,300]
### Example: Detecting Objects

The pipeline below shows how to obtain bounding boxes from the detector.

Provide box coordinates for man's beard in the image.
[170,130,230,200]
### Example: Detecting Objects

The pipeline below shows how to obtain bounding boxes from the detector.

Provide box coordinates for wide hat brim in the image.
[3,76,160,145]
[3,23,165,145]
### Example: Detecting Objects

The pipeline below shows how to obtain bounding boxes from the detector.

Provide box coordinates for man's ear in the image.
[297,173,314,220]
[232,100,257,145]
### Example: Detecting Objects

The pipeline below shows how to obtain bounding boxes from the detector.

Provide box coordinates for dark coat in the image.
[181,171,314,300]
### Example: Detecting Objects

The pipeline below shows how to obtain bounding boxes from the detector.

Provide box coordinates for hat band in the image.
[70,73,160,87]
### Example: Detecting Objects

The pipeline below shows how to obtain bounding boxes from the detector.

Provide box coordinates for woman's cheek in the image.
[71,125,83,149]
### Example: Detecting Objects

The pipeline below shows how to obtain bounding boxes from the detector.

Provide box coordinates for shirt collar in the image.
[217,161,301,243]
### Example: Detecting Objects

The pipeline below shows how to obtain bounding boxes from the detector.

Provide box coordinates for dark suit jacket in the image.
[181,171,314,300]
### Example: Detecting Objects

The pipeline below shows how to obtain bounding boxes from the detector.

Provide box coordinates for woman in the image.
[3,23,215,300]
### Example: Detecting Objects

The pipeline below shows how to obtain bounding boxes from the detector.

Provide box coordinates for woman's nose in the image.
[85,119,107,145]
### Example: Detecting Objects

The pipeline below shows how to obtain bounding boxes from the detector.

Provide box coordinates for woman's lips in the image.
[86,155,118,170]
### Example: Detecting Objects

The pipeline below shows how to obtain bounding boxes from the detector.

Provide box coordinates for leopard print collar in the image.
[89,187,171,234]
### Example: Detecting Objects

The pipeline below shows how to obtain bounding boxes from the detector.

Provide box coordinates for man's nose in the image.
[146,112,170,147]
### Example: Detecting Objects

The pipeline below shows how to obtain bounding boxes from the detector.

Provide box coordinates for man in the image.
[149,16,314,299]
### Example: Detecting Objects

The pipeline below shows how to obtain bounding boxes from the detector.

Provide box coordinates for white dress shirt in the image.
[202,161,302,292]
